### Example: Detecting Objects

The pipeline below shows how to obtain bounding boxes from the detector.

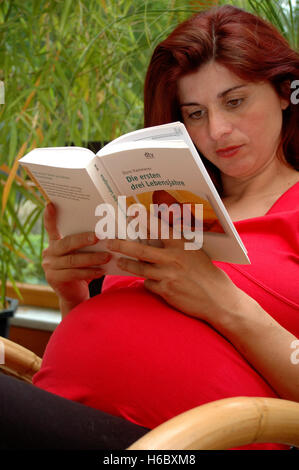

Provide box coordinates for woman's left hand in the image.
[106,236,246,328]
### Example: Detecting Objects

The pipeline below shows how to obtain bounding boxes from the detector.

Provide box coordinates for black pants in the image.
[0,373,149,450]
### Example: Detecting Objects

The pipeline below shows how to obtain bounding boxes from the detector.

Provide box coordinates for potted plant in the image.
[0,162,45,337]
[0,206,21,338]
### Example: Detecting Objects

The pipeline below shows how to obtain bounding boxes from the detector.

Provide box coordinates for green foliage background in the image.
[0,0,298,290]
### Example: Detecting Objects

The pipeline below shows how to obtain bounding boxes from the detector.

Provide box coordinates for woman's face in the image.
[178,61,289,180]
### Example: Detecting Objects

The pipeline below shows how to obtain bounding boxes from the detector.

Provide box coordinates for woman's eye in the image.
[189,109,205,119]
[226,98,244,108]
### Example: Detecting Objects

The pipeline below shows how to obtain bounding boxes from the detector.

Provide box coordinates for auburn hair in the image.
[144,4,299,180]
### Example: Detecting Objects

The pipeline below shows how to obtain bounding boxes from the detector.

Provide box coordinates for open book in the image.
[19,122,250,275]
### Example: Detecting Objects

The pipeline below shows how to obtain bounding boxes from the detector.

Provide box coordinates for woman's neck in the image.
[221,158,298,204]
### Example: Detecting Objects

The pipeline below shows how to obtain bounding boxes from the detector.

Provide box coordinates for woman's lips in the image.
[216,145,243,158]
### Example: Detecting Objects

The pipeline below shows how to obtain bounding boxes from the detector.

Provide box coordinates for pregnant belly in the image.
[33,284,279,429]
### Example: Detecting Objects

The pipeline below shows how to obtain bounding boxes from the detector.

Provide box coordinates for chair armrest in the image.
[128,396,299,450]
[0,336,42,383]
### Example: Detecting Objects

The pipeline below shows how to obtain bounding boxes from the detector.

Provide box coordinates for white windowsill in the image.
[10,305,61,332]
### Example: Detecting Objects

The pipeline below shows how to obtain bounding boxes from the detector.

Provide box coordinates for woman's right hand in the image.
[42,203,112,316]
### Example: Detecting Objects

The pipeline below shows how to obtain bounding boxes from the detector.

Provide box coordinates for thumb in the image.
[44,202,61,241]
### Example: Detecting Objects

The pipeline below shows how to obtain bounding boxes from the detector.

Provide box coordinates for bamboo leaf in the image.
[60,0,73,35]
[0,164,44,205]
[2,241,31,261]
[1,140,28,214]
[8,121,17,165]
[17,75,41,119]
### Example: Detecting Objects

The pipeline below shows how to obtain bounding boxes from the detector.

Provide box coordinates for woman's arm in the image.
[213,295,299,402]
[107,237,299,402]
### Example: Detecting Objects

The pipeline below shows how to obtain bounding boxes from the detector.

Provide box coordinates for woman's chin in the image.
[219,162,259,180]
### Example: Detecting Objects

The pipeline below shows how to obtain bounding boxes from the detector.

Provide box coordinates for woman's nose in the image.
[208,110,233,141]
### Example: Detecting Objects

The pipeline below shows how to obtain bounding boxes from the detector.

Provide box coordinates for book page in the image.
[101,121,185,148]
[19,155,134,276]
[20,146,96,168]
[20,162,105,236]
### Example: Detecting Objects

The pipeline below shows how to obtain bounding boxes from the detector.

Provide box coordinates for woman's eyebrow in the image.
[180,85,247,107]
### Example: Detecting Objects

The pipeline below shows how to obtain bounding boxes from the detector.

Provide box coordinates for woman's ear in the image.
[280,97,289,110]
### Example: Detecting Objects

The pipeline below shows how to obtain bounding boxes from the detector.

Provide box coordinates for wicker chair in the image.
[1,335,299,450]
[0,335,42,384]
[128,396,299,450]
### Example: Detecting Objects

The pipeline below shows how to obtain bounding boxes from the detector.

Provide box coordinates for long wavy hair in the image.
[144,5,299,190]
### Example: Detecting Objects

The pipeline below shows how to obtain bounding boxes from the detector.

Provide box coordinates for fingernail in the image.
[46,202,55,214]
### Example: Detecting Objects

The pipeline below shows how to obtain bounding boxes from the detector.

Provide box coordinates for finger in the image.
[107,238,170,264]
[47,267,106,283]
[53,251,112,270]
[50,231,100,256]
[117,257,164,280]
[143,278,161,295]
